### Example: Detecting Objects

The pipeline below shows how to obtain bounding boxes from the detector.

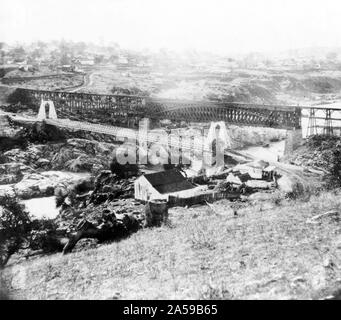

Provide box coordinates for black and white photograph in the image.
[1,0,341,302]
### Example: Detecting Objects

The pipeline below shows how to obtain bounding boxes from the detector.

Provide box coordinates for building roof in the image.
[226,173,243,185]
[247,160,269,169]
[234,171,252,182]
[263,165,276,172]
[142,169,195,194]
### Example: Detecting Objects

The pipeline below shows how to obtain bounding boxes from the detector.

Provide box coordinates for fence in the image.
[168,190,240,207]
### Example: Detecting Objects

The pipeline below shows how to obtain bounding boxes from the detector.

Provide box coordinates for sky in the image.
[1,0,341,54]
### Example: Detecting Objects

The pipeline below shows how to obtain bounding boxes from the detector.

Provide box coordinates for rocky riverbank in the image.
[0,170,91,200]
[2,138,117,174]
[0,135,118,201]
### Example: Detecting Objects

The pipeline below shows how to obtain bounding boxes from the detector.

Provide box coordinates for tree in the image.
[60,53,70,65]
[73,41,87,55]
[0,197,31,267]
[94,54,105,64]
[7,88,33,106]
[0,42,5,64]
[36,41,47,50]
[0,50,4,65]
[11,46,26,61]
[58,39,72,65]
[31,48,42,60]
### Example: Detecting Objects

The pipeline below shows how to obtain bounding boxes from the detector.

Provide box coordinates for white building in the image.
[134,169,197,201]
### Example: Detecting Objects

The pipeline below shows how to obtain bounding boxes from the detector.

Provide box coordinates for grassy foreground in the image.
[1,190,341,300]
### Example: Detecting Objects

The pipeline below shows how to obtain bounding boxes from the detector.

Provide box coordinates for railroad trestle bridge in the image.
[18,88,302,130]
[9,87,341,156]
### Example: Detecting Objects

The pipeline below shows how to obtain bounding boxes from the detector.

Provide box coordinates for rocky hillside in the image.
[79,65,341,105]
[285,135,341,187]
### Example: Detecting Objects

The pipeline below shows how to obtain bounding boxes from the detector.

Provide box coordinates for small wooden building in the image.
[134,169,195,201]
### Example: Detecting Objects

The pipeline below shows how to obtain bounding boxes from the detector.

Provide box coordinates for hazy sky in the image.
[1,0,341,53]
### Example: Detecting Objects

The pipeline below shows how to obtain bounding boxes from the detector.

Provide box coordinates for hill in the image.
[2,189,341,300]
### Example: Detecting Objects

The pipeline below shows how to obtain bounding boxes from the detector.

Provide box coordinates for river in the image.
[238,140,286,162]
[22,196,59,220]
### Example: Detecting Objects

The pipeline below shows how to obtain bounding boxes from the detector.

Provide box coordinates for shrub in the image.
[18,122,65,144]
[55,188,67,208]
[29,219,64,252]
[0,136,27,152]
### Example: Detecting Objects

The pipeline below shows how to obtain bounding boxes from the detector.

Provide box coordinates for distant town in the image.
[2,41,341,107]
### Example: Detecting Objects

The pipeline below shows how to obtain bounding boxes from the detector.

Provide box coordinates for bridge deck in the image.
[9,115,216,153]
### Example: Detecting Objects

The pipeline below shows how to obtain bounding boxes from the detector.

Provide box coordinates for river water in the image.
[22,196,59,220]
[238,140,286,162]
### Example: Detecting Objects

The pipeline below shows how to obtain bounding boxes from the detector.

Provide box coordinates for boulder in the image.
[0,185,15,198]
[0,162,34,176]
[277,175,295,193]
[0,174,22,185]
[62,211,141,254]
[0,163,35,189]
[36,158,50,169]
